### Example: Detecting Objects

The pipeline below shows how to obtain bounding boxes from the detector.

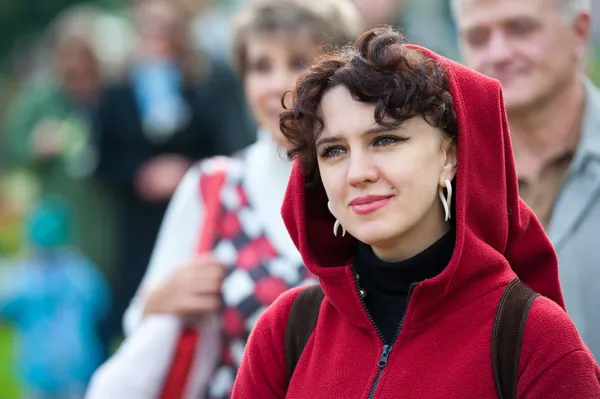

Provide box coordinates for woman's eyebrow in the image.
[363,126,398,135]
[316,126,400,147]
[315,135,340,147]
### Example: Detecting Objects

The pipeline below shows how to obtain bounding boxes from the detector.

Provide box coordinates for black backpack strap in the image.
[492,278,540,399]
[284,284,325,385]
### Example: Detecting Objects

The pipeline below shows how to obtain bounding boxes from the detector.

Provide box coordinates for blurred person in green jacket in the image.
[2,5,128,307]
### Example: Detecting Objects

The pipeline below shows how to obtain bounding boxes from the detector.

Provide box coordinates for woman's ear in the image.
[441,138,457,182]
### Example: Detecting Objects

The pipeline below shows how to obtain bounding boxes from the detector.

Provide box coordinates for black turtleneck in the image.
[354,227,456,344]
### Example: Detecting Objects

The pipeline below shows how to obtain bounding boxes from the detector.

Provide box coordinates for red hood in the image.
[281,45,565,330]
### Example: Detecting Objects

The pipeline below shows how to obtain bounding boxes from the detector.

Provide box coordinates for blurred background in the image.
[0,0,599,397]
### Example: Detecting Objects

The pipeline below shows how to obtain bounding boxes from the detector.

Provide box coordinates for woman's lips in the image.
[350,195,393,215]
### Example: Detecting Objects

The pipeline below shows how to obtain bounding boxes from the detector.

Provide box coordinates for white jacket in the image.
[85,133,301,398]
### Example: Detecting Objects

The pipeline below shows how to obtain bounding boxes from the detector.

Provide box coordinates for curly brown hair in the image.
[280,26,458,184]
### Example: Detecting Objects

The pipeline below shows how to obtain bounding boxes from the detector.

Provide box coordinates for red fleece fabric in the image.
[232,46,600,398]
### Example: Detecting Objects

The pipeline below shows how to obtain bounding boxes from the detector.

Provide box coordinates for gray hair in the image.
[556,0,592,21]
[451,0,591,24]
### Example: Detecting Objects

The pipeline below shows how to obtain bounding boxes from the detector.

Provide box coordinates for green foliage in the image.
[589,47,600,86]
[0,324,20,399]
[0,0,120,67]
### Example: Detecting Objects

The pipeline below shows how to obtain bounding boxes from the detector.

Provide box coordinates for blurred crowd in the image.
[0,0,599,398]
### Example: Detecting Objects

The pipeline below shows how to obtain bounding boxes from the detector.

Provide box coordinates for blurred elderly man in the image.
[453,0,599,361]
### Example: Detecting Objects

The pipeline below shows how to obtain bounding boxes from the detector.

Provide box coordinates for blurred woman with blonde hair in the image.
[86,1,362,398]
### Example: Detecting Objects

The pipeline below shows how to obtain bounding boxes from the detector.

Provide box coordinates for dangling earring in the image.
[327,201,346,237]
[438,178,453,222]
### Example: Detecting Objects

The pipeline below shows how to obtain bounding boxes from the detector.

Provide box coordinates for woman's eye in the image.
[249,58,271,73]
[372,135,406,147]
[319,145,346,159]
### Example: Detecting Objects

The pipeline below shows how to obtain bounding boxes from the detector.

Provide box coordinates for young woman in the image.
[87,1,362,398]
[232,27,600,398]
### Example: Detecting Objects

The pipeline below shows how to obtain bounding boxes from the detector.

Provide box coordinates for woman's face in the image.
[134,0,179,60]
[56,38,100,104]
[317,85,456,261]
[244,34,318,147]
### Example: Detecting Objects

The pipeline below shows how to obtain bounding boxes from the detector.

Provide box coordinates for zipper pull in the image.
[377,344,392,368]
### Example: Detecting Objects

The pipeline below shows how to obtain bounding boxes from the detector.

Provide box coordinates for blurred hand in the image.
[143,255,225,318]
[30,119,62,161]
[135,154,190,202]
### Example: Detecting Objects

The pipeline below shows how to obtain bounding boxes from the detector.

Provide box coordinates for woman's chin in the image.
[350,226,399,248]
[264,127,291,148]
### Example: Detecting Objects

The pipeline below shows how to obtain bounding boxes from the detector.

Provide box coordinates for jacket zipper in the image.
[350,265,416,399]
[367,344,392,399]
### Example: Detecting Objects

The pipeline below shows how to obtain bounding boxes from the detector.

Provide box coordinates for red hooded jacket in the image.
[232,46,600,398]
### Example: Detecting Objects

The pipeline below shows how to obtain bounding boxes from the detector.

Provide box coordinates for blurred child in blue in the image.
[0,196,110,399]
